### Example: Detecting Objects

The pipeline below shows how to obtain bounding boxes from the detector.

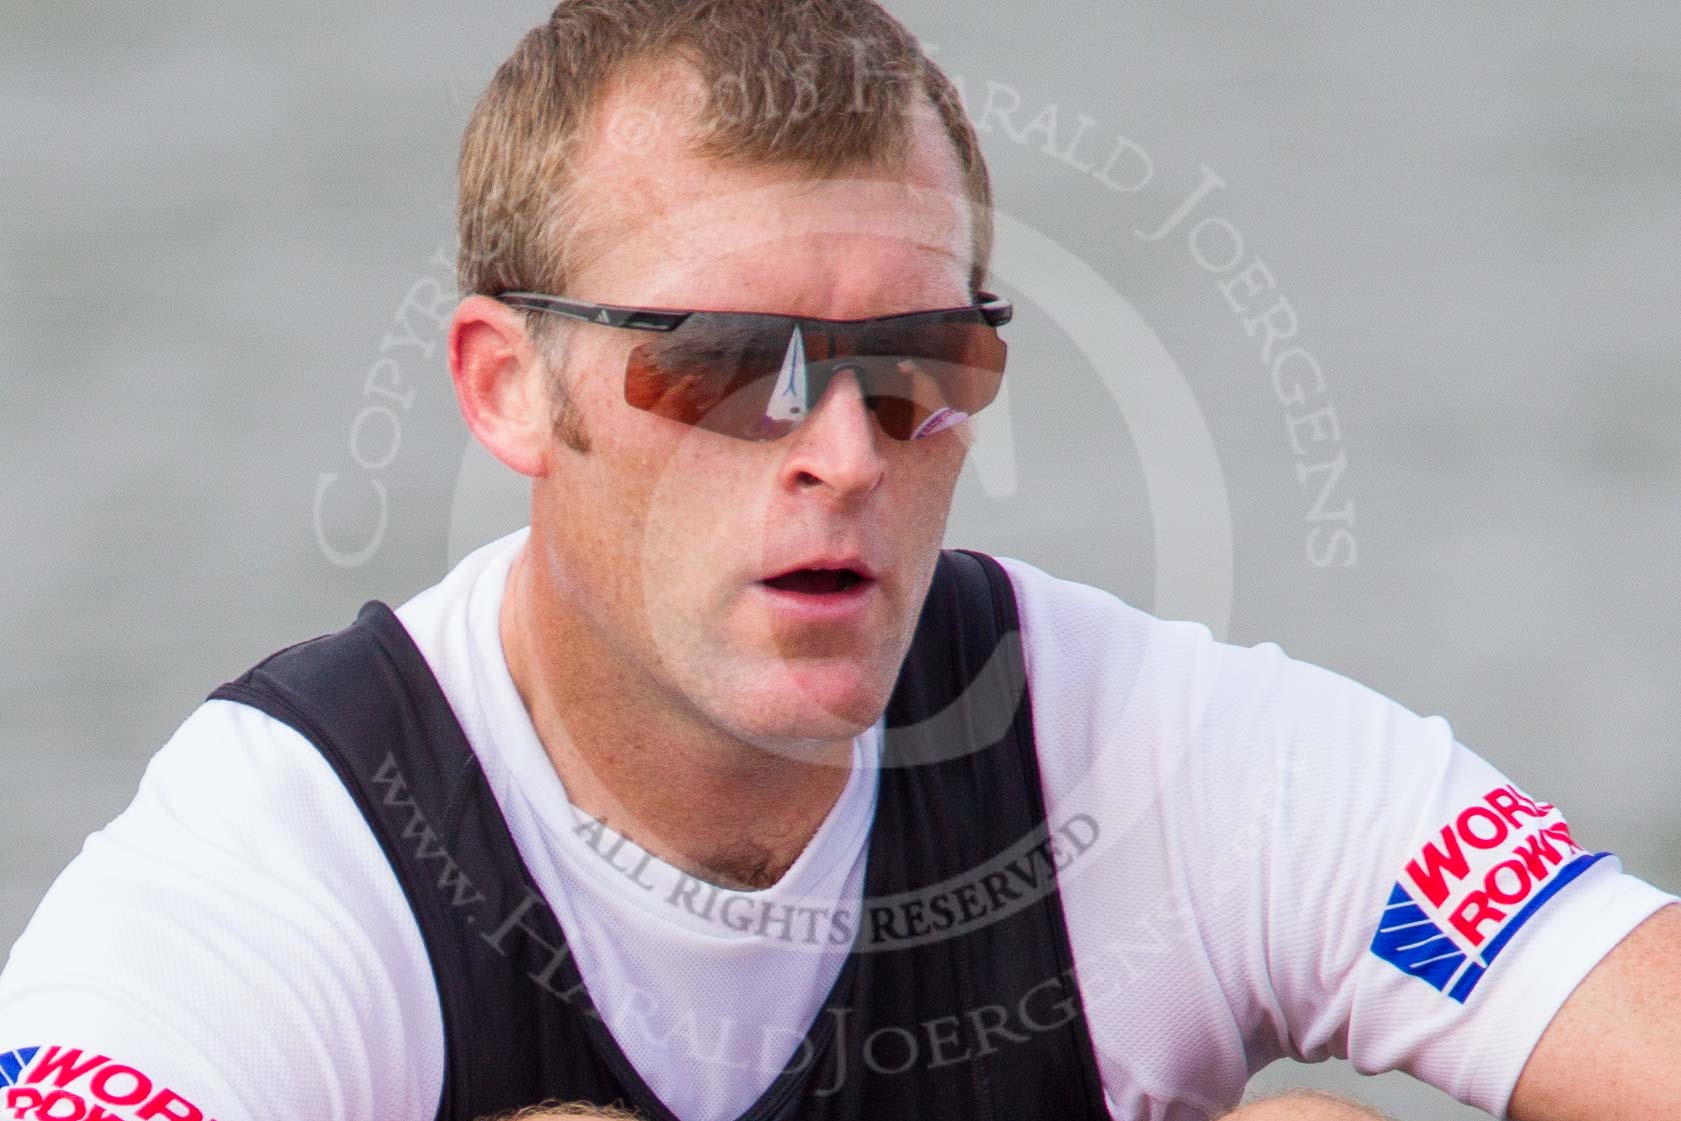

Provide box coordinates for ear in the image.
[448,295,551,477]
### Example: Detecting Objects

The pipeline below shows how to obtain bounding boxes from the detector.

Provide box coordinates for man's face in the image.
[527,71,979,752]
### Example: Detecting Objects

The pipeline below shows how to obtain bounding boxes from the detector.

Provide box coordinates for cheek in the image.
[888,434,969,524]
[594,421,770,613]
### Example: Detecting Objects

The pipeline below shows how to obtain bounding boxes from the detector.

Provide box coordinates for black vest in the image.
[210,548,1110,1121]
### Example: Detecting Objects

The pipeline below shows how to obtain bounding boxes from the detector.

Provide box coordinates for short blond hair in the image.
[456,0,993,302]
[475,1100,644,1121]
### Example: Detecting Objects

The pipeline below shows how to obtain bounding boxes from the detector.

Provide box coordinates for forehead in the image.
[561,63,973,313]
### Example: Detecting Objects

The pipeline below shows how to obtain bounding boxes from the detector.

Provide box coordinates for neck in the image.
[499,539,856,891]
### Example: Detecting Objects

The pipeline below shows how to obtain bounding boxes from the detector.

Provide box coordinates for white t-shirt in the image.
[0,527,1671,1121]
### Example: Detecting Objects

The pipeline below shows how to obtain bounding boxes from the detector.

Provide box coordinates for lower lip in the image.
[753,578,878,624]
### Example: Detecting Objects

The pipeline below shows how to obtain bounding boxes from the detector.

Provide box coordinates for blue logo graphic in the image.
[0,1047,40,1087]
[1370,851,1607,1003]
[1371,885,1487,1003]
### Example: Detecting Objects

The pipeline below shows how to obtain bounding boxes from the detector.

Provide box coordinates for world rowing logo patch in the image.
[1369,783,1607,1002]
[0,1046,219,1120]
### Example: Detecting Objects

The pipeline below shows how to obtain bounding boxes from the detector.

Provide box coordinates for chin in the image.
[723,659,892,749]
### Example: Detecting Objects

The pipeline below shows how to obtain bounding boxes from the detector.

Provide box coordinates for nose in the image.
[777,367,887,501]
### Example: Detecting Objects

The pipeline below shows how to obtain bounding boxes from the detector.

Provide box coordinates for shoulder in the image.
[988,555,1292,1109]
[991,553,1356,764]
[990,552,1479,908]
[0,697,444,1121]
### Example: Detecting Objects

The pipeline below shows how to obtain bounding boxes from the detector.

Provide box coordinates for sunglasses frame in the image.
[495,290,1014,333]
[493,288,1012,442]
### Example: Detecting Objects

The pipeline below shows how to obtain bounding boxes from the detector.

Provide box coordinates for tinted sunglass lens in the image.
[844,322,1006,440]
[623,315,1005,441]
[624,316,788,433]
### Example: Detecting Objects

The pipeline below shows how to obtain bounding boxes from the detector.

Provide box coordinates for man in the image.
[0,2,1676,1120]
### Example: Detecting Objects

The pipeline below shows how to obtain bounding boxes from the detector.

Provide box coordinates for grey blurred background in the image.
[3,4,1678,1118]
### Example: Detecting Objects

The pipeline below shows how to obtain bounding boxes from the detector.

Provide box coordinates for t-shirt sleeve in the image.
[1186,628,1678,1115]
[0,700,444,1121]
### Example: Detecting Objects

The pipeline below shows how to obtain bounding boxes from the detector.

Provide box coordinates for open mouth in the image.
[760,567,870,594]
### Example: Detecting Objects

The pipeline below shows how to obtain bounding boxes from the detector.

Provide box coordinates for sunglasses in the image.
[497,289,1011,442]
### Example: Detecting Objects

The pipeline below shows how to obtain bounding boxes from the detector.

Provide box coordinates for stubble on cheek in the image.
[600,424,758,673]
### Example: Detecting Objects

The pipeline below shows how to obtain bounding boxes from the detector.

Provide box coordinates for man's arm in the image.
[1221,1091,1393,1119]
[1198,961,1681,1121]
[0,699,444,1121]
[1507,902,1681,1120]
